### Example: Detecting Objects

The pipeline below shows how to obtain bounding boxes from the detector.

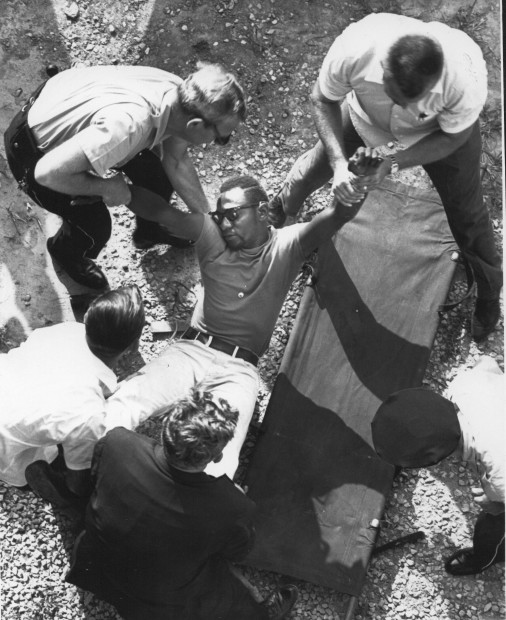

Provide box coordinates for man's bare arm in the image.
[127,185,204,240]
[162,136,211,214]
[299,147,381,256]
[353,125,476,192]
[311,81,365,207]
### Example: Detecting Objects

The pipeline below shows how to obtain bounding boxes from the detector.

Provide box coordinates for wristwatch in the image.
[389,155,400,175]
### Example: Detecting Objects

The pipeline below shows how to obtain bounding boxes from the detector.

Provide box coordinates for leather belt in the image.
[181,327,259,367]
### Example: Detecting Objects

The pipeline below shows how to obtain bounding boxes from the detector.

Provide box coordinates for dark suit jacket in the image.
[67,428,256,613]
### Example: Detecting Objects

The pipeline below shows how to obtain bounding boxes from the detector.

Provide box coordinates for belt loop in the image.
[232,346,239,358]
[206,335,213,346]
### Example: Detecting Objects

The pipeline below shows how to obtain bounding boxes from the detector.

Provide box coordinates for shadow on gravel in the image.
[0,0,71,340]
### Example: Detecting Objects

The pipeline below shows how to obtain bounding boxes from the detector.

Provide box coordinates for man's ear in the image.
[212,452,224,464]
[186,118,205,132]
[257,201,269,220]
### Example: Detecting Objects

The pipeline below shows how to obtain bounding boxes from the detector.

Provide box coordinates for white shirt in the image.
[318,13,487,148]
[446,356,505,504]
[0,322,118,486]
[28,65,182,176]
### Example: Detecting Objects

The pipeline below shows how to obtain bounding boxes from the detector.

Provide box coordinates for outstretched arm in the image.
[126,185,205,240]
[299,147,382,256]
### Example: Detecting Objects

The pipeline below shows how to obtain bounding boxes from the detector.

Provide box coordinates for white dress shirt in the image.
[0,322,117,486]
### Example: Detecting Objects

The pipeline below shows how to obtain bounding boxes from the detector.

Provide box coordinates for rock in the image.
[64,2,80,20]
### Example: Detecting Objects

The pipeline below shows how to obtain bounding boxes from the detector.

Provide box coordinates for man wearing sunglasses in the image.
[103,148,381,480]
[4,62,245,290]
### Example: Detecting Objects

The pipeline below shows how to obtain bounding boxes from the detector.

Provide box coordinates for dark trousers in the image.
[66,531,268,620]
[4,87,174,261]
[279,101,503,300]
[473,510,505,570]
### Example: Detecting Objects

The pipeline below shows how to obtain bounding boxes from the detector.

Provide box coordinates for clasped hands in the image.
[332,146,391,207]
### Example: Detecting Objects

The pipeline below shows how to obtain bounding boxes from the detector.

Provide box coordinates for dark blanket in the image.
[244,179,457,596]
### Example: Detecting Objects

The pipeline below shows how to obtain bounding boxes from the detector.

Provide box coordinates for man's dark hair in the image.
[386,35,443,98]
[178,62,247,123]
[217,175,268,208]
[161,388,238,470]
[85,286,145,358]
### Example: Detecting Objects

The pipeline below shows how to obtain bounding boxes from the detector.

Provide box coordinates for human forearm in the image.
[310,81,366,207]
[163,152,210,214]
[127,185,203,239]
[394,128,472,170]
[311,96,347,170]
[299,147,381,255]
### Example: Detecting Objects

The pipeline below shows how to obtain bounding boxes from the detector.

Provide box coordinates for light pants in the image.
[105,340,259,479]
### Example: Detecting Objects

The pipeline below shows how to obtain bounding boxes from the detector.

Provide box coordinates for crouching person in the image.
[0,286,145,516]
[65,389,298,620]
[371,356,504,576]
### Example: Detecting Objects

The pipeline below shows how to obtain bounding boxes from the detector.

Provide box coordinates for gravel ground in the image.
[0,0,504,618]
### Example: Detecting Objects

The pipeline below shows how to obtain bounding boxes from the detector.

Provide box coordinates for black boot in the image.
[47,236,108,290]
[471,298,501,341]
[25,460,85,521]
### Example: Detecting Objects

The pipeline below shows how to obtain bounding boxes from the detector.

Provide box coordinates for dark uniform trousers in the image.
[473,510,505,570]
[4,83,173,262]
[66,530,269,620]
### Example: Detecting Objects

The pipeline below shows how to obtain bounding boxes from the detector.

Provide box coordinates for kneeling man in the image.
[0,286,145,509]
[372,356,504,576]
[66,389,299,620]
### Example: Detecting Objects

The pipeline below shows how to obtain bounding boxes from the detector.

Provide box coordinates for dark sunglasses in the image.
[209,202,266,225]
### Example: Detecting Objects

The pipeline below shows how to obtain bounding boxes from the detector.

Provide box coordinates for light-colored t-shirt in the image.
[28,65,182,176]
[192,216,306,357]
[446,356,505,505]
[318,13,487,148]
[0,322,118,486]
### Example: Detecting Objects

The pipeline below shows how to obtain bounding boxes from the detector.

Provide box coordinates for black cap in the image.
[371,388,461,468]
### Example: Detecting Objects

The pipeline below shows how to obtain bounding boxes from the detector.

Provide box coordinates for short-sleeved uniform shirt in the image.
[191,216,306,357]
[446,356,505,505]
[0,322,117,486]
[28,65,182,176]
[318,13,487,148]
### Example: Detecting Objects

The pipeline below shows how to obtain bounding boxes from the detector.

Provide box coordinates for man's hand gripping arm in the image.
[299,147,382,256]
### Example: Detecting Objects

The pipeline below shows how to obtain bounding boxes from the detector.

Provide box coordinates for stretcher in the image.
[244,178,458,616]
